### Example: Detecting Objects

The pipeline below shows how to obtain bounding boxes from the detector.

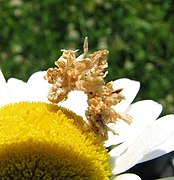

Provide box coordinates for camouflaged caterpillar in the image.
[45,37,132,142]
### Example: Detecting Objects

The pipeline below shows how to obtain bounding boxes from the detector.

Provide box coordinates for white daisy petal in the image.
[111,115,174,175]
[59,91,88,120]
[27,71,50,102]
[112,173,141,180]
[106,100,162,148]
[6,78,28,102]
[122,100,163,144]
[126,100,162,120]
[0,70,11,107]
[138,129,174,163]
[113,78,140,112]
[27,71,47,84]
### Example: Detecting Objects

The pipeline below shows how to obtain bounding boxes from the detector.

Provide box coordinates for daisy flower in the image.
[0,38,174,179]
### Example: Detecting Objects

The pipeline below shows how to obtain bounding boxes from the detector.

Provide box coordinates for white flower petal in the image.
[126,100,162,119]
[27,71,50,102]
[59,91,88,120]
[112,173,141,180]
[122,100,162,144]
[6,78,28,102]
[111,115,174,175]
[113,78,140,112]
[106,100,162,148]
[27,71,47,84]
[0,70,11,107]
[138,130,174,163]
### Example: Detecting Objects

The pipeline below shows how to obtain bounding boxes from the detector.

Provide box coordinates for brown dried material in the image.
[86,82,132,141]
[45,37,132,142]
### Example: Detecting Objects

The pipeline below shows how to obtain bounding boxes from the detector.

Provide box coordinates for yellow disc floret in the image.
[0,102,112,179]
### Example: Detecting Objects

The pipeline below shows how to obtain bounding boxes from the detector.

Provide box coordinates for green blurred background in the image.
[0,0,174,115]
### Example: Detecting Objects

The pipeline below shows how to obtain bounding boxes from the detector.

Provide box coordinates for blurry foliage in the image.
[0,0,174,114]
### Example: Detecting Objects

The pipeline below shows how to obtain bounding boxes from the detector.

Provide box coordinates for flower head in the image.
[0,38,174,179]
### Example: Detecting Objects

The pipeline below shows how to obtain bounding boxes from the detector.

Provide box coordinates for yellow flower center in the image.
[0,102,112,179]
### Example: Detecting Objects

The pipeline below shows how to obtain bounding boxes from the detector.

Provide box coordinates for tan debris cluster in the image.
[45,38,132,142]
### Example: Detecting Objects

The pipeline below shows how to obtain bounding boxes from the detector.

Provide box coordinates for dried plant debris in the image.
[45,37,132,142]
